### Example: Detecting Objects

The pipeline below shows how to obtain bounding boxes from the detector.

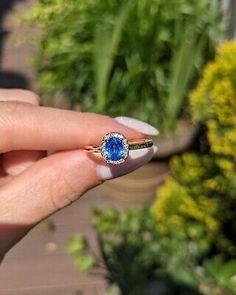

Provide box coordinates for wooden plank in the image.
[0,190,108,294]
[0,281,107,295]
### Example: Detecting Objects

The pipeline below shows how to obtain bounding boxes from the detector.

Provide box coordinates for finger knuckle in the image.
[17,90,40,105]
[48,168,79,211]
[47,153,96,211]
[0,101,37,151]
[0,102,18,151]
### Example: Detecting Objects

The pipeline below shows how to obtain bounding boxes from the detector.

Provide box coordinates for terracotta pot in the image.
[99,161,169,205]
[100,120,197,205]
[154,120,198,159]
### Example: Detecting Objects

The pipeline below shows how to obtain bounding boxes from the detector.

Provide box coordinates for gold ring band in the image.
[85,138,153,154]
[85,132,153,165]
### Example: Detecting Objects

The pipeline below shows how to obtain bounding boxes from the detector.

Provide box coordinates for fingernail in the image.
[115,116,159,136]
[96,145,158,180]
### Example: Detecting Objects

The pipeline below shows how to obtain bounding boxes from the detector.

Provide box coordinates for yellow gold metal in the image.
[85,138,153,154]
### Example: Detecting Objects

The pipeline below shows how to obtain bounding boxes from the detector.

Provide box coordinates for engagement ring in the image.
[85,132,153,165]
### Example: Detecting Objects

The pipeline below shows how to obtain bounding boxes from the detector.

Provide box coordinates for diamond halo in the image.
[101,132,129,165]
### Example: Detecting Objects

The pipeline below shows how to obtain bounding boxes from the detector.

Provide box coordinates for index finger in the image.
[0,102,145,153]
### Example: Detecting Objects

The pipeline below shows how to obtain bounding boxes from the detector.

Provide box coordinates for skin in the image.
[0,89,143,262]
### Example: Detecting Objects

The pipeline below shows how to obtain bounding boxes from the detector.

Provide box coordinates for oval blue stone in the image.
[104,136,125,161]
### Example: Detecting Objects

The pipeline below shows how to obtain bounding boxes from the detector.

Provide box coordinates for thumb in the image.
[0,147,155,253]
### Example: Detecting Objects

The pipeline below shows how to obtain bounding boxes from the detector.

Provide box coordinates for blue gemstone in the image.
[104,136,125,161]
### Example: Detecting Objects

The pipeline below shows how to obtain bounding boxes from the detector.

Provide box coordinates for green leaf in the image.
[66,234,86,255]
[205,257,236,292]
[74,255,97,272]
[94,1,131,112]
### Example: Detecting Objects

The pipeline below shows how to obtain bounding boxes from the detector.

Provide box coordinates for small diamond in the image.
[101,132,129,165]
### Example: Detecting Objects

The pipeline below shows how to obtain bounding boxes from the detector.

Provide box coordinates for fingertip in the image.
[96,145,156,181]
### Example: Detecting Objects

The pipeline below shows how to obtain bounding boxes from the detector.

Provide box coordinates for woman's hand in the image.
[0,89,158,261]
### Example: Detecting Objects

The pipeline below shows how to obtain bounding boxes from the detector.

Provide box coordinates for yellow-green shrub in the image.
[152,41,236,257]
[152,154,223,254]
[191,42,236,196]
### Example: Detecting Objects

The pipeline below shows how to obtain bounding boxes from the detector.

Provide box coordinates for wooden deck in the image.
[0,189,111,295]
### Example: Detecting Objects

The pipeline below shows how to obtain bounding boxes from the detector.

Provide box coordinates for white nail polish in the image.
[96,145,157,181]
[115,116,159,136]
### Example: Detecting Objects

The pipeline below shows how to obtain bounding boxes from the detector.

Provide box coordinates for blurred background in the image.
[0,0,236,294]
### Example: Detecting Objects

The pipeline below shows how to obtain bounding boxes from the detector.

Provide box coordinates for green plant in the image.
[202,257,236,294]
[152,153,228,254]
[66,41,236,295]
[191,41,236,195]
[67,205,236,295]
[152,41,236,292]
[23,0,223,131]
[67,206,203,295]
[66,234,97,272]
[67,206,158,295]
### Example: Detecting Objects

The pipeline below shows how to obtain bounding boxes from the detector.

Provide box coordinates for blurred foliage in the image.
[152,151,236,256]
[67,206,236,295]
[191,41,236,192]
[152,41,236,291]
[67,41,236,295]
[152,159,221,256]
[23,0,223,131]
[66,234,97,272]
[67,206,200,295]
[202,257,236,294]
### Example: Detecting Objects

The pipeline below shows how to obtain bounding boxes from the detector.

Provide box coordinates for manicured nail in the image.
[115,116,159,136]
[96,145,158,180]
